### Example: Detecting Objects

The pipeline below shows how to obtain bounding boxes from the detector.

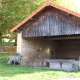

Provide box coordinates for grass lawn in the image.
[0,53,80,80]
[2,42,14,46]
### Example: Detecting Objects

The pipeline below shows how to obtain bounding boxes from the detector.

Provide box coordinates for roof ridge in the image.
[10,0,80,32]
[46,0,50,3]
[46,0,50,5]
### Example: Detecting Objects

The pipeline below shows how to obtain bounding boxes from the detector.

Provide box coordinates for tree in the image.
[0,0,44,52]
[0,0,80,52]
[52,0,80,13]
[0,0,3,52]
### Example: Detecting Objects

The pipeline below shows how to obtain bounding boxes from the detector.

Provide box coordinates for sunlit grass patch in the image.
[0,53,80,80]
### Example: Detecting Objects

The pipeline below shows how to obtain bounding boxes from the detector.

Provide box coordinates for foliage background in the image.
[0,0,80,40]
[0,0,80,51]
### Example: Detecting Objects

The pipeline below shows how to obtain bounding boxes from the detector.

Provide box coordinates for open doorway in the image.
[50,39,80,60]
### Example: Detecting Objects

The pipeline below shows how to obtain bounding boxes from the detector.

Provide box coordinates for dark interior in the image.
[48,36,80,60]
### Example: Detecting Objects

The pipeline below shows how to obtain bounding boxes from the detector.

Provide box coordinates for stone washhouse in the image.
[10,0,80,71]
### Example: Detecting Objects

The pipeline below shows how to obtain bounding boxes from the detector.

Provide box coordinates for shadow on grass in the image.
[0,53,80,77]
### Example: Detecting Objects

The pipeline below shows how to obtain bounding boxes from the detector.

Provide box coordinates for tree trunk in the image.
[0,33,3,52]
[14,38,17,46]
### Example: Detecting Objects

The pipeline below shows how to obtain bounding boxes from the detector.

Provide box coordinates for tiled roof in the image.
[10,0,80,32]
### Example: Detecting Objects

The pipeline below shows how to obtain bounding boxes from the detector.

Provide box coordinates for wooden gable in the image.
[21,6,80,37]
[10,0,80,37]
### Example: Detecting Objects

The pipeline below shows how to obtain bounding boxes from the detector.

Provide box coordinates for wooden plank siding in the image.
[21,7,80,37]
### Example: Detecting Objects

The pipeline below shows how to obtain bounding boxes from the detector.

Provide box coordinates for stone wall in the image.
[3,46,16,53]
[21,37,55,66]
[17,32,56,66]
[17,31,22,54]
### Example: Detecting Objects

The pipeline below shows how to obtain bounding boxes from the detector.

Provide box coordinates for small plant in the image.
[79,57,80,69]
[7,53,22,65]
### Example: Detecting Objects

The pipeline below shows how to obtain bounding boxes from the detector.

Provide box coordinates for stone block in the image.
[49,62,61,69]
[62,62,74,71]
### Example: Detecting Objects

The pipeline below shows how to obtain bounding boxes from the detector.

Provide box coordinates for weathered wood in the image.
[47,36,80,40]
[21,7,80,37]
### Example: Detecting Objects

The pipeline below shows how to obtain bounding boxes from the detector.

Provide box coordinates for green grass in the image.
[2,42,14,46]
[0,53,80,80]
